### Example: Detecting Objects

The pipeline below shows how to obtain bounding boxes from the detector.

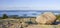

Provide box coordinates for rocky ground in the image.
[0,19,60,28]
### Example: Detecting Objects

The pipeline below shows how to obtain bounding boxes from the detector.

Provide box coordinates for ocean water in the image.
[0,10,60,17]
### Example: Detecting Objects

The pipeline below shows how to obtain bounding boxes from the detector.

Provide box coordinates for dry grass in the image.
[26,25,60,28]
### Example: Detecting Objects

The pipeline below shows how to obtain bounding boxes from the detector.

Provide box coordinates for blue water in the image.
[0,10,60,17]
[0,11,41,17]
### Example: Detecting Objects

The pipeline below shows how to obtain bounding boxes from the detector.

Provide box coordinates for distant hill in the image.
[0,10,60,13]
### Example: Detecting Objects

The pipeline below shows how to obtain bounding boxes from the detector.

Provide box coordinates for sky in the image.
[0,0,60,10]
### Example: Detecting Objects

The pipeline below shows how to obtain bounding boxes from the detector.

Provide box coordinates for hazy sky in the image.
[0,0,60,10]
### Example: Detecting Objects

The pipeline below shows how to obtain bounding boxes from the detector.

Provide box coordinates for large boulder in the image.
[36,12,56,25]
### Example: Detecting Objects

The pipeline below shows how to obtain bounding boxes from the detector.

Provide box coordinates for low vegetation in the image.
[56,15,60,21]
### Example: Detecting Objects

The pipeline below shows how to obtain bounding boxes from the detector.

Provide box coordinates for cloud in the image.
[0,6,60,10]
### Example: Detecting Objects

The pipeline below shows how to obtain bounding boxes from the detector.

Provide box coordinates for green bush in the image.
[56,15,60,21]
[2,14,8,19]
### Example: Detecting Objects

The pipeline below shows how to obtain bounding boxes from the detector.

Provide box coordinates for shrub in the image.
[2,14,8,19]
